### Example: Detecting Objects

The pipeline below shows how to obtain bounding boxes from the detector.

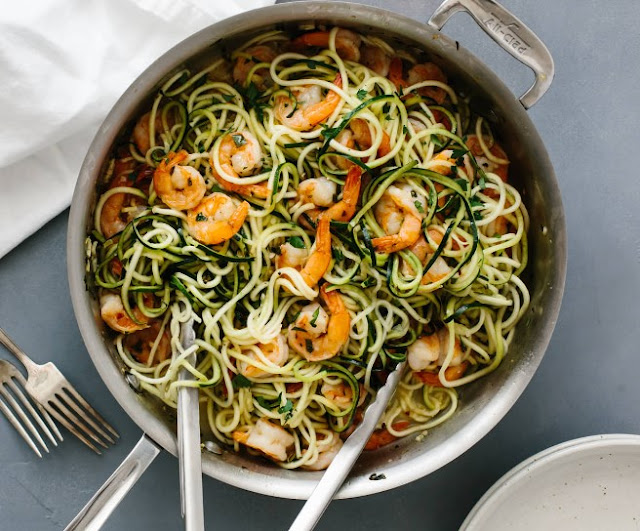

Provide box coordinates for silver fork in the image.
[0,327,119,454]
[0,359,62,457]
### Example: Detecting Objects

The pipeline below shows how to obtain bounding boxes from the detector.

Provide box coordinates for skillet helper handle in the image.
[64,434,161,531]
[428,0,554,109]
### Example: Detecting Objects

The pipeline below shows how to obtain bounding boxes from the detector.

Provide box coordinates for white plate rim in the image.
[460,433,640,530]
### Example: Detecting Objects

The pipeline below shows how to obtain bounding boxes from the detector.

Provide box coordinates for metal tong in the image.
[178,320,205,531]
[289,361,407,531]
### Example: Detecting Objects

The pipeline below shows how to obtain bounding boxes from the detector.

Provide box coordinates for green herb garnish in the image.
[310,307,320,327]
[232,134,246,147]
[288,236,306,249]
[232,374,252,389]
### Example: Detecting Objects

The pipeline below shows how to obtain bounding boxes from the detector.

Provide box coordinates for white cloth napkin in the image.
[0,0,274,259]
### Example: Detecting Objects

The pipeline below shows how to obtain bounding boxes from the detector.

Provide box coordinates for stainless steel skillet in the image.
[66,0,566,526]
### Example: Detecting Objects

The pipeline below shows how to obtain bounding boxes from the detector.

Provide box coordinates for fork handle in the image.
[0,327,41,373]
[65,434,161,531]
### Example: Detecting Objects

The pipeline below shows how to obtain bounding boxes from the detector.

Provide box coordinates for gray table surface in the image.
[1,0,639,529]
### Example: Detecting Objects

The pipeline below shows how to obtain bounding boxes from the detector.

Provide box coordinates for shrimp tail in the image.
[300,215,332,287]
[302,73,343,126]
[229,200,250,232]
[324,165,362,222]
[389,57,408,89]
[372,213,422,254]
[292,31,331,50]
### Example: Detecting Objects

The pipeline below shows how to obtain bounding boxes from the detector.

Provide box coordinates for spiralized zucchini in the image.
[86,26,529,470]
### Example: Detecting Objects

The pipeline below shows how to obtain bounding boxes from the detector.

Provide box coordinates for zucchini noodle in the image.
[86,26,530,470]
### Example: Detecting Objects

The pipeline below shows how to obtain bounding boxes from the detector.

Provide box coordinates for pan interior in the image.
[68,2,566,500]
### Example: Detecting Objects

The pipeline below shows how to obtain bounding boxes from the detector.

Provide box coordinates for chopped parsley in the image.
[278,399,294,421]
[195,213,207,222]
[232,134,246,147]
[232,374,252,389]
[305,339,313,353]
[451,147,468,160]
[288,235,306,249]
[414,200,424,213]
[332,248,344,262]
[478,176,486,190]
[255,394,281,410]
[320,122,342,143]
[356,89,368,100]
[309,307,320,327]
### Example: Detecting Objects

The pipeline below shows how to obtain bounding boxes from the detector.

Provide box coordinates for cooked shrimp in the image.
[275,242,309,269]
[388,59,448,104]
[334,119,391,171]
[427,149,472,178]
[294,302,330,335]
[292,28,361,62]
[100,158,147,238]
[321,381,354,409]
[401,233,452,284]
[421,255,452,284]
[415,362,469,387]
[288,285,350,361]
[302,435,343,471]
[232,418,295,462]
[364,420,410,451]
[407,327,464,372]
[186,193,249,245]
[372,184,425,253]
[153,150,207,210]
[299,215,332,287]
[323,165,363,222]
[361,45,392,76]
[388,57,408,89]
[232,45,277,88]
[133,111,166,154]
[298,177,337,207]
[238,335,289,378]
[274,74,343,131]
[407,63,448,104]
[349,118,391,157]
[124,322,171,365]
[465,134,509,182]
[213,132,268,198]
[100,292,150,333]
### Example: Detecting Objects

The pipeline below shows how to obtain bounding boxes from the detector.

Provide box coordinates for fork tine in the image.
[48,395,109,449]
[0,393,43,457]
[63,385,119,439]
[6,378,58,446]
[37,402,64,442]
[43,402,102,454]
[0,385,49,453]
[59,388,116,444]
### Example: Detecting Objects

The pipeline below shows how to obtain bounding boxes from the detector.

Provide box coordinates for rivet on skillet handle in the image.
[429,0,555,109]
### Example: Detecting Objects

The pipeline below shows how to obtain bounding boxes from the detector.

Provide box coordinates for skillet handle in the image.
[428,0,554,109]
[64,434,161,531]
